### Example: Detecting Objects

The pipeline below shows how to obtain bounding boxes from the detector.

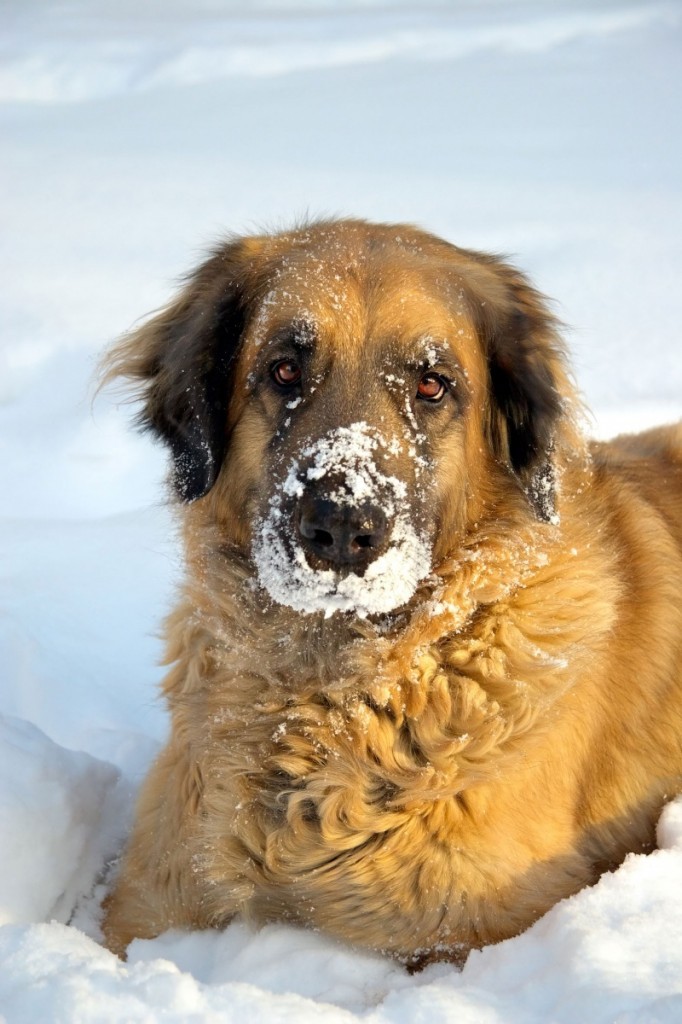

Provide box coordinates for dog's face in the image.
[107,220,569,617]
[231,248,481,616]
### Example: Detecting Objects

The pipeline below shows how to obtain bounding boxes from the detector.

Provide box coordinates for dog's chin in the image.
[251,525,433,620]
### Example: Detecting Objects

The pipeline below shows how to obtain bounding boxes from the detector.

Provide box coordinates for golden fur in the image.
[101,219,682,965]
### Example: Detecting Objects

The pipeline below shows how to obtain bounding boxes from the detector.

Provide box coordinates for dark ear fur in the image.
[101,241,252,501]
[466,255,567,521]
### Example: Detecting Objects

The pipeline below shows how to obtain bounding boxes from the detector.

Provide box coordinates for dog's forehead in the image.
[245,229,478,363]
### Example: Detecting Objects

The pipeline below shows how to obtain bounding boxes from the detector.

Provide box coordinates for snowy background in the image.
[1,0,682,1020]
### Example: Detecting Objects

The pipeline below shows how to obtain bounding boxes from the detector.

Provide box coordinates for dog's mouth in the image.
[251,423,433,618]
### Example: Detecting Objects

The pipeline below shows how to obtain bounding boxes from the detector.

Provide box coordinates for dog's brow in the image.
[400,337,457,371]
[269,319,318,352]
[418,337,451,364]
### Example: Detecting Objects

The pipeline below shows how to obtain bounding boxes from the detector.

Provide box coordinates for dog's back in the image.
[594,423,682,544]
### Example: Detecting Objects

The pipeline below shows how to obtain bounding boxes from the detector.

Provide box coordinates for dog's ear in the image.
[101,239,258,502]
[466,256,567,521]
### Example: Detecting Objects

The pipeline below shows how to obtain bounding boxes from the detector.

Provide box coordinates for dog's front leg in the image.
[101,738,211,958]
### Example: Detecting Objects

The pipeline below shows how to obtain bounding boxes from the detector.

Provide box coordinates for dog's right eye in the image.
[271,359,302,388]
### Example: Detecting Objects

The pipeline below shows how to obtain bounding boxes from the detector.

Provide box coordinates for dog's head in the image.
[104,220,576,617]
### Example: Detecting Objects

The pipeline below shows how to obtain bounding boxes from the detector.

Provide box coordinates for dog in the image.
[101,219,682,965]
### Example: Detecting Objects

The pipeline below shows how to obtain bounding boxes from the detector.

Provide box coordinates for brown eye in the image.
[417,373,446,402]
[271,359,302,388]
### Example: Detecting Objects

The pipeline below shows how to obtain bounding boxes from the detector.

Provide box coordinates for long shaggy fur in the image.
[101,219,682,965]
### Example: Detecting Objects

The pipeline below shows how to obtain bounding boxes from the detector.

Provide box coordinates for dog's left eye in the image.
[416,373,447,402]
[271,359,302,388]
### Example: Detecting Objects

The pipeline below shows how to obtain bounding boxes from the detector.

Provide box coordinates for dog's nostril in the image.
[354,534,373,549]
[300,517,335,549]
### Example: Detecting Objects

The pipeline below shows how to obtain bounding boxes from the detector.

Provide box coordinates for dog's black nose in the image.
[298,498,388,567]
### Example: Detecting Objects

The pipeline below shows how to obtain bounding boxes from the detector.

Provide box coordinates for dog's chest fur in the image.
[202,687,476,959]
[171,525,620,960]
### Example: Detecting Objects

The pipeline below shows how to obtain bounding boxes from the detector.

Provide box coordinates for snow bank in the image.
[2,3,675,105]
[0,715,118,927]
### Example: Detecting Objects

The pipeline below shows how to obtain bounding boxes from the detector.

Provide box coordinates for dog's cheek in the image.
[208,411,275,548]
[426,456,467,560]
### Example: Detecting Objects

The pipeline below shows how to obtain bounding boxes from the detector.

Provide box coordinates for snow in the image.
[1,0,682,1020]
[0,716,118,928]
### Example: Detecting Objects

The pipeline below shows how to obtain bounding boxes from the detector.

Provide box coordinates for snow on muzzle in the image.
[252,422,433,618]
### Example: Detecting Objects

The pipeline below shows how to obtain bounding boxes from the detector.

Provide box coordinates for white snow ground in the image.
[1,1,682,1020]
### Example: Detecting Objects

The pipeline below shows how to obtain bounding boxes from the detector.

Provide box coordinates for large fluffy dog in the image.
[101,219,682,964]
